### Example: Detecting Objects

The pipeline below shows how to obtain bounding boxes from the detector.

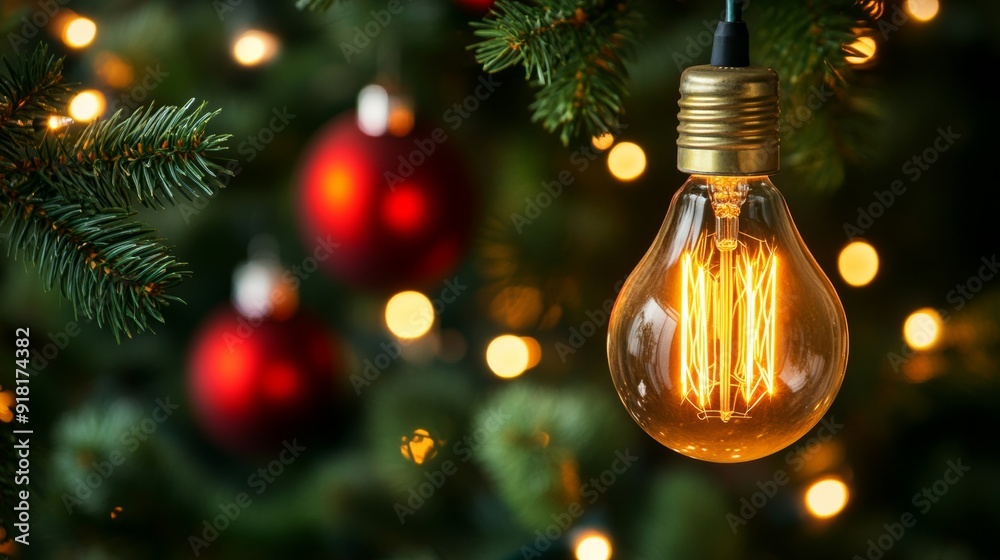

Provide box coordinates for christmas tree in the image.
[1,0,998,559]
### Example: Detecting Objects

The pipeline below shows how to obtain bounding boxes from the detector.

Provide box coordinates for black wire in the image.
[726,0,743,23]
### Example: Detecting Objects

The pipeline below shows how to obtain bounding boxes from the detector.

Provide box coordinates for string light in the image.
[62,16,97,49]
[804,477,849,519]
[486,335,531,378]
[68,90,106,122]
[607,141,646,182]
[903,308,942,351]
[385,291,435,340]
[838,240,879,287]
[232,30,279,67]
[47,116,74,130]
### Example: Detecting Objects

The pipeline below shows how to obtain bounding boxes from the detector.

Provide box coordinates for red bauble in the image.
[454,0,494,13]
[187,307,339,455]
[296,113,476,291]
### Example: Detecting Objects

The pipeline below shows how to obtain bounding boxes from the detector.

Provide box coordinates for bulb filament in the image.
[679,178,778,422]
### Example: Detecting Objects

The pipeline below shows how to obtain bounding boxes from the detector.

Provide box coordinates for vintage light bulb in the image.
[607,65,848,463]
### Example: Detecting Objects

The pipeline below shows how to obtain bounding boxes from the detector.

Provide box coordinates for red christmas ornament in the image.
[296,112,476,291]
[454,0,494,13]
[187,307,339,455]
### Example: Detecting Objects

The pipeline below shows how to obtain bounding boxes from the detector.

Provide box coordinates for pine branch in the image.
[0,186,187,341]
[751,0,879,191]
[471,0,639,145]
[295,0,341,11]
[0,44,70,161]
[0,44,231,340]
[473,383,633,529]
[10,100,231,209]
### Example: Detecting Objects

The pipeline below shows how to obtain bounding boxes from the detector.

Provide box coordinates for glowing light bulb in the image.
[607,66,848,463]
[804,477,849,519]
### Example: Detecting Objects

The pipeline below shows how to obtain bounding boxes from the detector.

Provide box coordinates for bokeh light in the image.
[62,16,97,49]
[804,477,849,519]
[68,90,106,122]
[906,0,939,22]
[607,141,646,182]
[110,506,123,519]
[385,291,435,340]
[574,530,612,560]
[591,132,615,151]
[400,428,441,465]
[838,240,879,286]
[232,30,279,67]
[844,36,877,65]
[486,335,530,378]
[904,308,942,350]
[489,285,544,329]
[521,336,542,369]
[94,52,134,88]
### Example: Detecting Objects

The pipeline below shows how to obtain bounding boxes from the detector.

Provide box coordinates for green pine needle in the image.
[0,44,232,341]
[470,0,640,145]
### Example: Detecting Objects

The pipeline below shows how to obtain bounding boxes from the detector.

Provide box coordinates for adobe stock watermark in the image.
[7,0,71,52]
[340,0,414,63]
[726,416,844,533]
[178,106,296,223]
[844,126,961,239]
[519,448,638,559]
[383,74,502,190]
[510,120,629,234]
[187,439,306,556]
[222,235,340,352]
[350,277,468,395]
[852,459,970,560]
[553,276,627,363]
[887,254,998,372]
[60,396,180,513]
[394,406,510,524]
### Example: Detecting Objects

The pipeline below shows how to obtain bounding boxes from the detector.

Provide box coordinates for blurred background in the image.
[1,0,999,558]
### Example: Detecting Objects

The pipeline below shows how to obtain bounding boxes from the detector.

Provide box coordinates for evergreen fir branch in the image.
[19,100,232,209]
[473,383,633,529]
[295,0,340,11]
[751,0,878,190]
[2,100,231,210]
[0,44,70,161]
[0,45,231,339]
[471,0,639,145]
[0,184,189,341]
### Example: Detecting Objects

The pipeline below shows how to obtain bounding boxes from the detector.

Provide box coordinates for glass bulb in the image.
[607,174,848,462]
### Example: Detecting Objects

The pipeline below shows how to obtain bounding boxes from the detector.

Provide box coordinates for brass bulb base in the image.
[676,65,780,175]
